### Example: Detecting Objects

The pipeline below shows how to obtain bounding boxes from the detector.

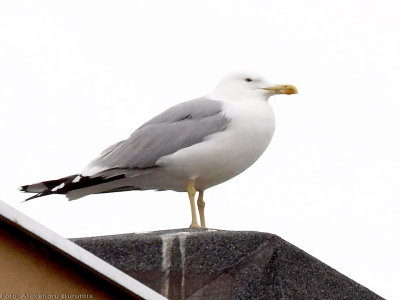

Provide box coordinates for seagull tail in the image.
[19,174,78,202]
[19,169,131,202]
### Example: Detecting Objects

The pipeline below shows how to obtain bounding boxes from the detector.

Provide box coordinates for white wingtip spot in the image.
[51,182,65,192]
[18,186,23,191]
[72,175,82,183]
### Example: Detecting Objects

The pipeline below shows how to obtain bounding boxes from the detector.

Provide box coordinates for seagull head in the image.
[210,72,298,101]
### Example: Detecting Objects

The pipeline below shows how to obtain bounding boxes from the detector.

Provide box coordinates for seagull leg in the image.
[187,179,200,228]
[197,191,206,228]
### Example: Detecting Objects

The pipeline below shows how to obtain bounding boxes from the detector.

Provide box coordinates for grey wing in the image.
[83,98,229,176]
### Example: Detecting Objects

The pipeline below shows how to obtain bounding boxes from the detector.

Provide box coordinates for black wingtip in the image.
[21,191,49,202]
[18,185,28,192]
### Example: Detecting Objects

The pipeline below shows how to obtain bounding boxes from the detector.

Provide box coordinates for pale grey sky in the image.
[1,1,399,299]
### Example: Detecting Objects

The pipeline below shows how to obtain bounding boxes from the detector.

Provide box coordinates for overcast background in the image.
[1,1,399,299]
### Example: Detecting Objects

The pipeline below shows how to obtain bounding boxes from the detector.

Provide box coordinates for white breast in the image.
[158,98,275,191]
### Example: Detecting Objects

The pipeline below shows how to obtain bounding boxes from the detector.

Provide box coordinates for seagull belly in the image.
[157,100,275,191]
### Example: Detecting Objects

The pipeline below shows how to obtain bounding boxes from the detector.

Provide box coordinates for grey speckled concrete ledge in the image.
[72,229,383,300]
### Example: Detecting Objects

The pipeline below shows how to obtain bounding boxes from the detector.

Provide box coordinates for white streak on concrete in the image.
[161,234,175,298]
[159,230,215,299]
[178,233,190,300]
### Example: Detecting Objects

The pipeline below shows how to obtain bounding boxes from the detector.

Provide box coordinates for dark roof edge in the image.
[0,200,166,300]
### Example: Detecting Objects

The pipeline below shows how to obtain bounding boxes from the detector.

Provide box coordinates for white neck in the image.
[207,88,271,103]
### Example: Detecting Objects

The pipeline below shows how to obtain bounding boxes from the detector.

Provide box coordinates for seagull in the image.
[19,72,297,228]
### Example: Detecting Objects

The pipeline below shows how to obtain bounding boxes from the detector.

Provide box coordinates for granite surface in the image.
[72,229,383,300]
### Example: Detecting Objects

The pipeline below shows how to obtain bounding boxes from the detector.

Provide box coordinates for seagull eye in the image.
[245,78,253,82]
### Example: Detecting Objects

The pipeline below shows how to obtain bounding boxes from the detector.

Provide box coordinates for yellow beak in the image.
[263,84,298,95]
